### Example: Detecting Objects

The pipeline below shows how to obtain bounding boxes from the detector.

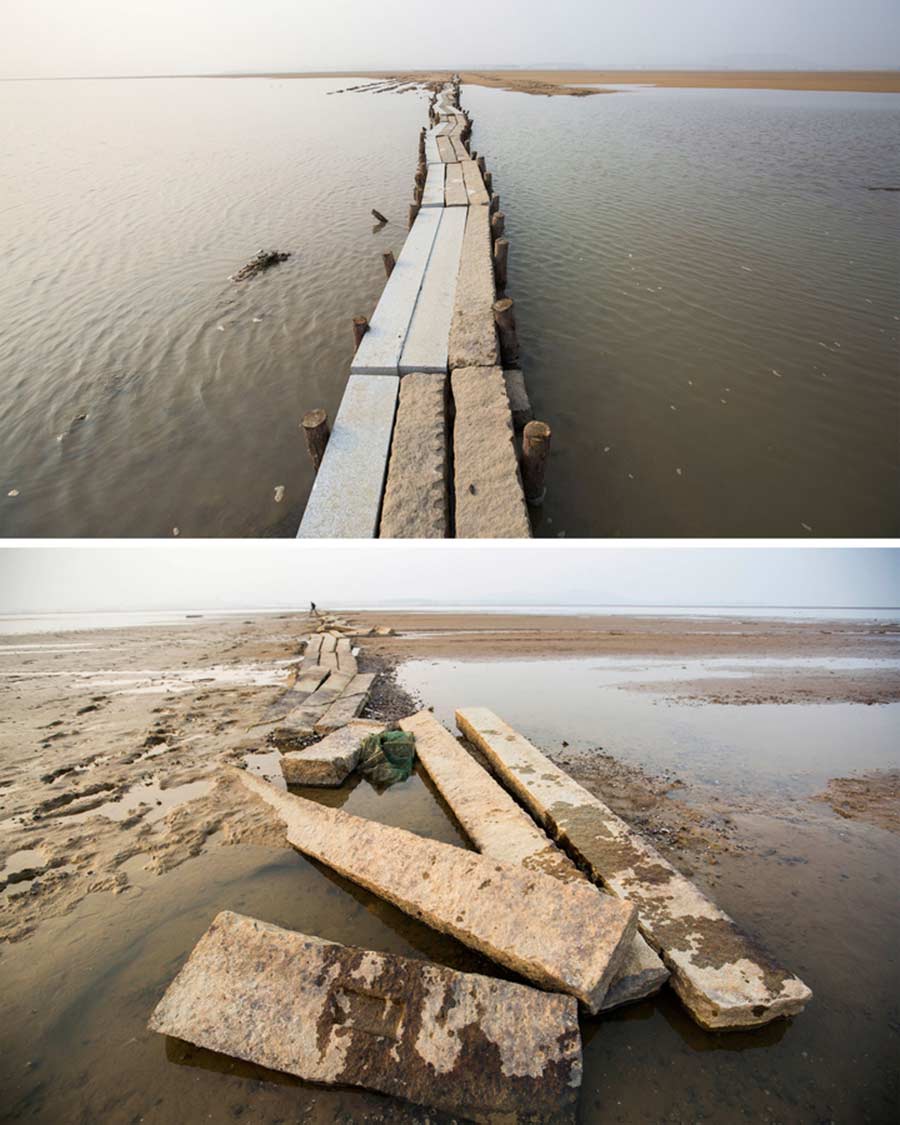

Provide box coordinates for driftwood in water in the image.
[371,209,389,224]
[230,250,290,282]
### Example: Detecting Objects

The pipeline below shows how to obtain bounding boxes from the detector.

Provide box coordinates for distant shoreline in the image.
[4,69,900,94]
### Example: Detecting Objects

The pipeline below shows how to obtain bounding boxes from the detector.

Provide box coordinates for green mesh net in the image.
[358,729,416,788]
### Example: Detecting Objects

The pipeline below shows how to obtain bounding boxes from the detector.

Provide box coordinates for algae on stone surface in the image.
[149,911,582,1124]
[456,707,812,1030]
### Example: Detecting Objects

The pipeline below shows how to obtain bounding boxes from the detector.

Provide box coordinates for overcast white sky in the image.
[0,546,896,614]
[2,0,898,78]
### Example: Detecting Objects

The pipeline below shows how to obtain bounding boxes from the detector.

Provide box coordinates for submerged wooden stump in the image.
[301,409,330,473]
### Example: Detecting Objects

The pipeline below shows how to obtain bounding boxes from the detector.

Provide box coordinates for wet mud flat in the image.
[1,611,899,1122]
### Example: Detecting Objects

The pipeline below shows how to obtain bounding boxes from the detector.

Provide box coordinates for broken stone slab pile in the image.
[150,664,813,1122]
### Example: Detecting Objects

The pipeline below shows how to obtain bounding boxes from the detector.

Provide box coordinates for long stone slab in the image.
[149,911,581,1124]
[399,711,668,1011]
[456,708,814,1030]
[460,160,490,206]
[299,634,323,672]
[452,367,531,539]
[314,673,377,734]
[351,207,442,376]
[292,667,331,700]
[335,637,357,675]
[421,161,444,207]
[448,205,499,370]
[297,375,398,538]
[437,135,457,164]
[444,162,467,206]
[399,207,466,374]
[281,719,383,785]
[450,134,470,161]
[379,372,449,538]
[238,771,637,1013]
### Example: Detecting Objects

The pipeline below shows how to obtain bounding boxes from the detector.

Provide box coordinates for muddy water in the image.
[462,85,900,537]
[1,657,898,1122]
[0,77,423,538]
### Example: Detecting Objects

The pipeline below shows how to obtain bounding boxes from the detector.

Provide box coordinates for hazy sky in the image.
[0,546,896,614]
[3,0,898,78]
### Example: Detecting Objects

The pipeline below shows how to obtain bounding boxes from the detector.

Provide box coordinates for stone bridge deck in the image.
[298,79,531,540]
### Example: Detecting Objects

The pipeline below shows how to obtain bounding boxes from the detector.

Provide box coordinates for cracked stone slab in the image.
[314,674,377,734]
[399,711,667,1011]
[399,208,466,374]
[452,367,531,539]
[148,911,581,1124]
[280,719,384,786]
[448,206,499,370]
[456,708,813,1030]
[380,373,449,538]
[238,771,637,1013]
[271,672,354,746]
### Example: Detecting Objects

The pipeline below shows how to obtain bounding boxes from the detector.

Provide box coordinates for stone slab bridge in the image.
[298,78,545,539]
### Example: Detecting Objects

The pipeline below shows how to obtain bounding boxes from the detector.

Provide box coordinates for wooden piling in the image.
[493,237,509,290]
[352,315,369,350]
[484,171,493,194]
[476,156,486,175]
[301,410,331,473]
[382,250,395,278]
[521,421,551,505]
[491,211,506,243]
[490,192,500,215]
[493,297,519,365]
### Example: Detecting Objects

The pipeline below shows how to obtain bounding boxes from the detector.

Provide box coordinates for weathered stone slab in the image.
[448,206,499,370]
[379,373,449,538]
[351,207,442,376]
[271,672,354,745]
[238,772,637,1013]
[319,650,340,672]
[320,635,337,653]
[299,634,323,672]
[444,162,467,206]
[335,638,357,676]
[504,368,534,431]
[281,719,383,785]
[437,135,457,164]
[399,711,667,1011]
[314,673,377,734]
[399,207,466,374]
[149,911,581,1124]
[456,708,813,1030]
[297,375,398,538]
[424,128,440,164]
[460,160,490,206]
[292,667,331,700]
[421,162,445,207]
[452,367,531,539]
[450,134,470,161]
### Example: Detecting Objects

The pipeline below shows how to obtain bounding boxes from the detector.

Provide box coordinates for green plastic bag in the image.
[358,729,416,788]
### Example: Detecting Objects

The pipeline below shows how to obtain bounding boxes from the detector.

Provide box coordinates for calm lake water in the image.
[1,79,898,537]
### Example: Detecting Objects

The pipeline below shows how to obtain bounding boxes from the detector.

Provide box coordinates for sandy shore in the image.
[1,609,897,946]
[213,69,900,95]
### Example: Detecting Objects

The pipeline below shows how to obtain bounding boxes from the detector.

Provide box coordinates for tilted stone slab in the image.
[450,134,470,162]
[448,206,499,370]
[444,162,467,206]
[281,719,383,785]
[297,375,398,538]
[399,208,466,374]
[460,160,490,206]
[335,638,357,675]
[399,711,668,1011]
[421,162,445,207]
[437,135,457,164]
[148,911,581,1124]
[271,672,354,746]
[456,708,813,1030]
[238,772,637,1013]
[351,207,442,376]
[299,634,324,672]
[320,635,337,654]
[314,673,377,734]
[292,667,331,701]
[379,373,449,538]
[452,367,531,539]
